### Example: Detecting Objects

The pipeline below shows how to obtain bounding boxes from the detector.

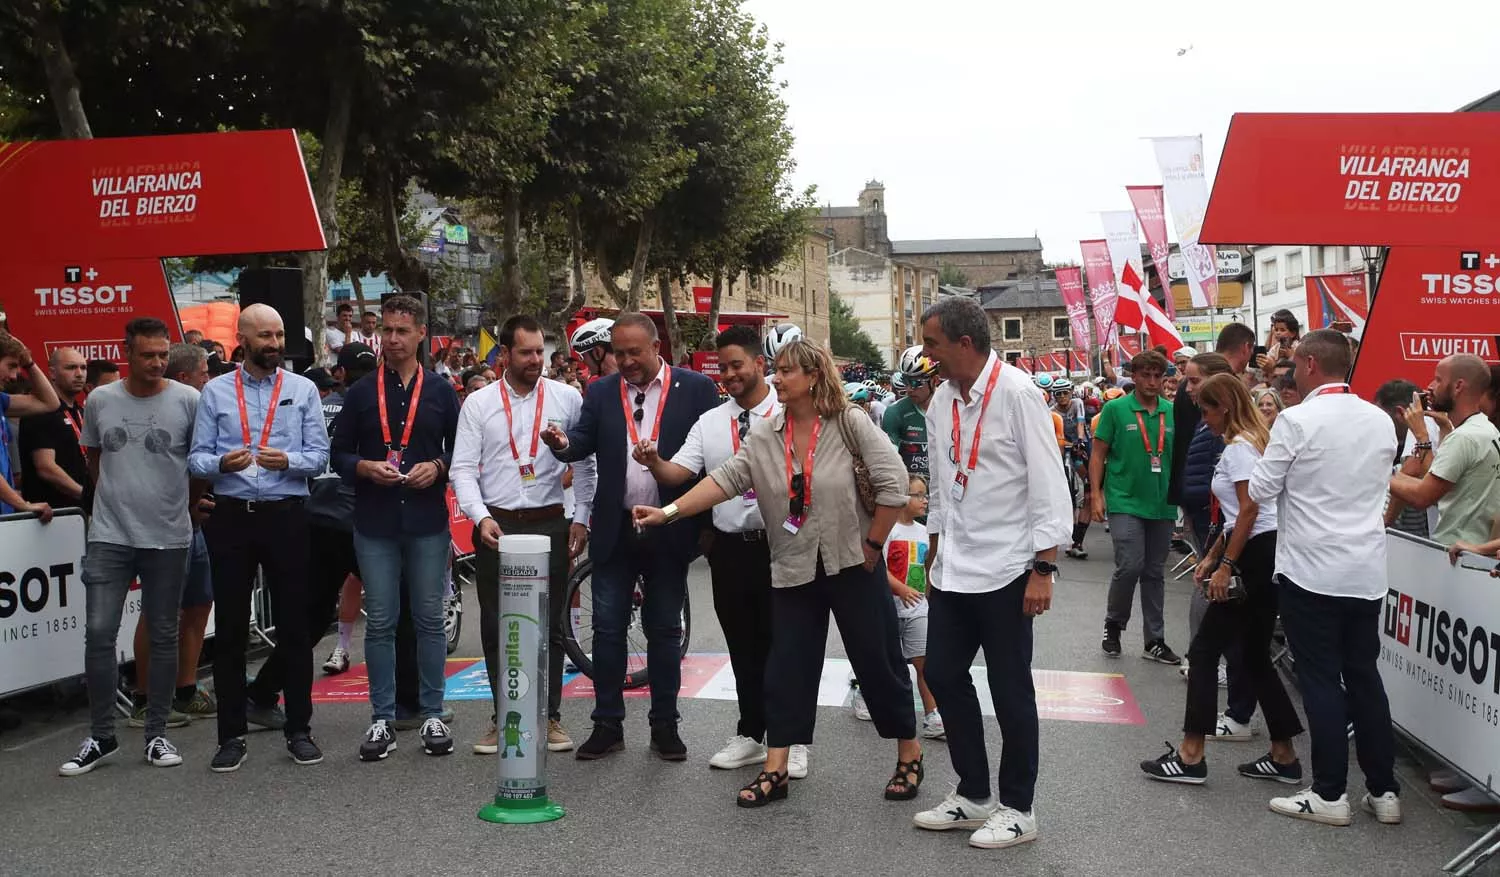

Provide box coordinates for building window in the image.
[1051,316,1069,341]
[1258,258,1278,295]
[1002,318,1023,341]
[1004,350,1023,365]
[1283,250,1304,287]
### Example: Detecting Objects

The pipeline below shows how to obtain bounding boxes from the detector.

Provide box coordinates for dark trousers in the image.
[766,561,915,747]
[1183,532,1302,741]
[475,512,570,723]
[926,575,1038,811]
[205,500,312,743]
[1185,506,1255,724]
[1279,575,1398,801]
[706,529,773,741]
[590,519,690,727]
[248,522,354,708]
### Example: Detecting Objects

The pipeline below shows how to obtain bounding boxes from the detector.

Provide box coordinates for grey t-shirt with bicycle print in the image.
[81,379,200,549]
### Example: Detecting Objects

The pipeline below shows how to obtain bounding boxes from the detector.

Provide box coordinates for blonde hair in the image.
[774,339,849,419]
[1252,387,1285,412]
[1199,373,1270,452]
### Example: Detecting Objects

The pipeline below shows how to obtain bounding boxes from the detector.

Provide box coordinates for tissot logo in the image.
[64,266,82,283]
[1385,587,1500,692]
[1462,252,1481,270]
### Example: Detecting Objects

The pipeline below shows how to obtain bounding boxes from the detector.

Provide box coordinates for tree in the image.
[938,263,970,288]
[828,292,882,365]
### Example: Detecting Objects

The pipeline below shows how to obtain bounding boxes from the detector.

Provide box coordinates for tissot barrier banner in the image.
[1349,247,1500,398]
[0,130,325,260]
[1127,185,1175,318]
[1081,239,1118,348]
[1150,135,1219,309]
[1200,113,1500,247]
[1055,266,1091,351]
[2,258,183,371]
[1304,272,1370,334]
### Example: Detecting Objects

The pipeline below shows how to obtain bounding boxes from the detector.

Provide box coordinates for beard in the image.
[250,347,283,370]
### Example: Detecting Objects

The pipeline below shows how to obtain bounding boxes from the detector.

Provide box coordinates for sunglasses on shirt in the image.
[789,472,806,519]
[737,410,751,441]
[633,391,646,424]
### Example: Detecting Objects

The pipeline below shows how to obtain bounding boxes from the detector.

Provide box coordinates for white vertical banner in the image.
[1100,210,1147,331]
[1150,135,1219,308]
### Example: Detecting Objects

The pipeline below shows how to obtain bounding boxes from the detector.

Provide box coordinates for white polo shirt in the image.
[669,390,781,533]
[1249,382,1397,600]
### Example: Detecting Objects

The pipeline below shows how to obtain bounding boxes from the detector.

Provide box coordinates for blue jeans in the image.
[354,529,450,722]
[590,523,689,727]
[83,542,187,741]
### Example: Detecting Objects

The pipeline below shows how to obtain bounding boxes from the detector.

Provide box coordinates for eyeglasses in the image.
[633,391,646,424]
[737,410,751,441]
[789,472,806,518]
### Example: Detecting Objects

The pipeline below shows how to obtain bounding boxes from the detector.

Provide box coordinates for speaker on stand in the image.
[238,267,313,371]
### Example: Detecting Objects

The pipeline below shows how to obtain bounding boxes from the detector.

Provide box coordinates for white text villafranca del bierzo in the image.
[91,171,203,197]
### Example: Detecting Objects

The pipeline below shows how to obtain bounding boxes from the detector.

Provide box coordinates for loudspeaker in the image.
[239,267,312,368]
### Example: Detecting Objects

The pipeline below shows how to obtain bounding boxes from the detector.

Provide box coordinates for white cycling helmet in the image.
[762,323,804,360]
[570,318,614,354]
[1052,378,1074,394]
[890,371,908,391]
[898,345,939,379]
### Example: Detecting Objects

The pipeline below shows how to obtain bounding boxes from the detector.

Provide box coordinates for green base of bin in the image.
[478,796,566,824]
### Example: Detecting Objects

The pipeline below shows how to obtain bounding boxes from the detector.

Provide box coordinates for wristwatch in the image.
[1031,560,1058,576]
[865,538,883,553]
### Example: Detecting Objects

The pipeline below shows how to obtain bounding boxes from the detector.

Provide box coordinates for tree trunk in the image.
[700,266,725,350]
[33,13,91,139]
[593,238,628,308]
[543,208,588,343]
[350,274,366,309]
[623,216,655,312]
[379,169,427,293]
[659,271,685,365]
[496,185,524,319]
[300,60,354,366]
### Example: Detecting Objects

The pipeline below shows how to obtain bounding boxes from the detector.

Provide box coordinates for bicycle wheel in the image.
[563,560,693,690]
[447,555,470,655]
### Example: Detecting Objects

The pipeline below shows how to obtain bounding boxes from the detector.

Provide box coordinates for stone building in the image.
[976,277,1075,365]
[819,180,891,255]
[827,247,939,367]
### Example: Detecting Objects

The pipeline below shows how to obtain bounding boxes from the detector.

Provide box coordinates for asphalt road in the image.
[0,527,1495,876]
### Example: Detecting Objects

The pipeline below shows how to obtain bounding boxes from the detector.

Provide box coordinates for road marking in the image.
[2,721,87,752]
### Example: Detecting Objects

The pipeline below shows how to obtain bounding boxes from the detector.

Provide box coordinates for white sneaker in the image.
[708,735,766,770]
[851,688,871,721]
[1361,791,1402,824]
[920,710,946,739]
[913,788,997,831]
[1217,663,1229,689]
[969,806,1038,849]
[1270,788,1352,826]
[1178,663,1190,683]
[144,736,183,768]
[788,744,809,779]
[322,647,350,675]
[1209,712,1255,742]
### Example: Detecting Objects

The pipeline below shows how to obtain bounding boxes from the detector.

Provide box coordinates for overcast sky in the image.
[742,0,1500,263]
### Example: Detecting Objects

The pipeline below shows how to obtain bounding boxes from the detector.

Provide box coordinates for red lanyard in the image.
[1134,410,1165,458]
[235,367,285,449]
[499,379,545,462]
[784,414,822,509]
[730,397,776,453]
[950,360,1003,473]
[377,361,424,451]
[1305,383,1351,400]
[621,365,671,445]
[63,405,84,450]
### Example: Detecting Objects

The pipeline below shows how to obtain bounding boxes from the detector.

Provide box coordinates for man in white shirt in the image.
[1248,329,1401,827]
[350,310,382,356]
[324,302,355,367]
[911,297,1073,851]
[637,325,799,776]
[449,315,596,756]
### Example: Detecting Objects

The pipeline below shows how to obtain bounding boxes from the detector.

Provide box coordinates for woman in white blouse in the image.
[1140,373,1304,786]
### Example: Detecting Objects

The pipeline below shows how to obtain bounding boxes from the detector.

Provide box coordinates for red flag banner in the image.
[1202,113,1500,247]
[1127,185,1175,318]
[1304,273,1370,334]
[1101,211,1147,333]
[1055,266,1091,351]
[1081,240,1117,348]
[0,130,325,260]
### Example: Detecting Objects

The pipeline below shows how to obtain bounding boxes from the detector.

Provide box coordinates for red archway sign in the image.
[1200,112,1500,397]
[1,130,325,369]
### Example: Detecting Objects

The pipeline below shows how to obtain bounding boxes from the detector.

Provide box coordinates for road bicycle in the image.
[561,558,691,690]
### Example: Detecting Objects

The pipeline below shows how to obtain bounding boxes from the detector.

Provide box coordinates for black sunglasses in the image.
[633,391,646,423]
[737,410,751,440]
[790,472,806,518]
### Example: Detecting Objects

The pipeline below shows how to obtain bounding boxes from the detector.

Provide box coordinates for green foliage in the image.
[829,292,882,365]
[938,263,970,288]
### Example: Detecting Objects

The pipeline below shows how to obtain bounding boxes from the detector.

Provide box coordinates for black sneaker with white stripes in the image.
[1140,743,1207,784]
[1143,640,1183,665]
[1237,752,1303,784]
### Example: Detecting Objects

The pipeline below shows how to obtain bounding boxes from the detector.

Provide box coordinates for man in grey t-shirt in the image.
[59,318,201,778]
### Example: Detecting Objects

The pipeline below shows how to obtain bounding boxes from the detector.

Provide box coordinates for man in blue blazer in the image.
[542,312,720,760]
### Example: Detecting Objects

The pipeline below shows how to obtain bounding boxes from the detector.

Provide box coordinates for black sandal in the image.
[884,755,924,800]
[737,770,789,808]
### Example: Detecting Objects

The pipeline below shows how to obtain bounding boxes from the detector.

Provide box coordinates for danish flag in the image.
[1114,261,1184,351]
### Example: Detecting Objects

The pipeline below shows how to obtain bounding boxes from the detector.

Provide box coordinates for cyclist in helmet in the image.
[762,323,803,361]
[570,317,617,384]
[882,346,940,477]
[1051,378,1092,558]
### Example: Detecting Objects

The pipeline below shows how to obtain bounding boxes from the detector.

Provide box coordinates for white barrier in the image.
[0,510,219,699]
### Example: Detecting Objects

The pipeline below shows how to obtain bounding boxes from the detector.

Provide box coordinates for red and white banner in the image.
[1081,240,1117,348]
[1101,210,1147,333]
[1201,113,1500,248]
[1151,136,1219,308]
[1127,185,1175,318]
[692,286,713,314]
[1055,266,1091,351]
[1304,272,1370,335]
[0,130,325,260]
[1021,351,1088,376]
[3,259,182,371]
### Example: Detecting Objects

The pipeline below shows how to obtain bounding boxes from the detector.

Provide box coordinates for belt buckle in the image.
[245,499,257,514]
[744,529,764,542]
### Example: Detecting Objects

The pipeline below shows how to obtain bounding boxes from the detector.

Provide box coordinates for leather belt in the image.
[217,496,303,514]
[487,504,565,524]
[715,527,766,542]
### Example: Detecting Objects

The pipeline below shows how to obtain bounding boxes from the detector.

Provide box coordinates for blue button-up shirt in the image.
[331,365,460,538]
[188,366,330,499]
